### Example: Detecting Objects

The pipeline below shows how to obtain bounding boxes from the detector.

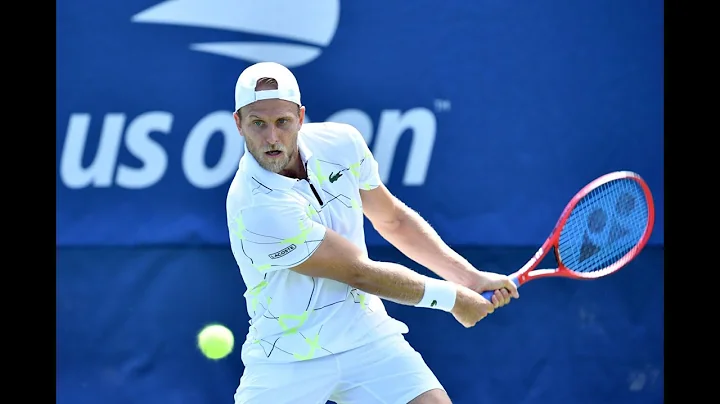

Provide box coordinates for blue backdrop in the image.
[56,0,664,402]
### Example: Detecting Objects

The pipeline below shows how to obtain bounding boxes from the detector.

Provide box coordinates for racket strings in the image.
[558,178,649,275]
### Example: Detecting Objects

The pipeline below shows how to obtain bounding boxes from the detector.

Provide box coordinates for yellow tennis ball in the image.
[197,324,234,360]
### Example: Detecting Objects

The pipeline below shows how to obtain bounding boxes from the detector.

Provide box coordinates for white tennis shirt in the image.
[226,122,409,364]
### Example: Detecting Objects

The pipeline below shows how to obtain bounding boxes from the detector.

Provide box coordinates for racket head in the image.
[551,171,655,279]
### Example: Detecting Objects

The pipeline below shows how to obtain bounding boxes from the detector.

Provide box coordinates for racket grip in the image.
[480,276,520,301]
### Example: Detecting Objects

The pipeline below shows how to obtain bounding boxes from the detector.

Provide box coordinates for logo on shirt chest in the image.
[328,171,343,183]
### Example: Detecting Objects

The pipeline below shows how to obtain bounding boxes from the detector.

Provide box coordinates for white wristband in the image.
[415,278,457,312]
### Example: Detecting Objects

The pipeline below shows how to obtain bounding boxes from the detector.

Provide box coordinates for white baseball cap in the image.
[234,62,302,111]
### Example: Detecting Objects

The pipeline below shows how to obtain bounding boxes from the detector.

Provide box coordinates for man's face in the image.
[234,99,305,174]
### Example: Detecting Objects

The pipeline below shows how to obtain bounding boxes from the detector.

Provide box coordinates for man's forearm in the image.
[375,202,476,286]
[351,259,429,306]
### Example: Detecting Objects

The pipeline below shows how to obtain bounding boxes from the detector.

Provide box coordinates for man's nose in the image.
[266,127,280,144]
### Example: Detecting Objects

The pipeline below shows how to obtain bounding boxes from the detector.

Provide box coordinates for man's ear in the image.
[233,111,244,136]
[298,106,306,127]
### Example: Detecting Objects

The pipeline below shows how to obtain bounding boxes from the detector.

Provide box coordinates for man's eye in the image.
[253,121,264,127]
[277,118,288,125]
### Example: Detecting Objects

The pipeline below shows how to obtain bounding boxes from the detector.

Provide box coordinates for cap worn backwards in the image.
[234,62,302,111]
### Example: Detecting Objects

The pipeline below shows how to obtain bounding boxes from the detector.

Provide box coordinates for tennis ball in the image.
[197,324,234,360]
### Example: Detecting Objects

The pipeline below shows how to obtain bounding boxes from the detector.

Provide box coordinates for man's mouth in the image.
[265,150,282,156]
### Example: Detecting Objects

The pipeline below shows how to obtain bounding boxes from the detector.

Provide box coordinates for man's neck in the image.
[278,149,306,180]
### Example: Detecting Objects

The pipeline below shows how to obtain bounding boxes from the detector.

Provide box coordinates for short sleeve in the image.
[347,125,382,190]
[228,203,327,273]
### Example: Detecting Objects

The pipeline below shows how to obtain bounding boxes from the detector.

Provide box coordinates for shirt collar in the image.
[241,131,313,191]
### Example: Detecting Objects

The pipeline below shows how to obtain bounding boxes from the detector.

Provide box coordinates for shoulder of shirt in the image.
[300,122,365,151]
[226,165,301,214]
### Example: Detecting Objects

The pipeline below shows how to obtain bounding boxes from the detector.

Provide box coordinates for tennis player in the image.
[227,62,520,404]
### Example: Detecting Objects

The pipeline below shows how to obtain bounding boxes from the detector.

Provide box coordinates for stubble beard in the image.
[250,145,293,174]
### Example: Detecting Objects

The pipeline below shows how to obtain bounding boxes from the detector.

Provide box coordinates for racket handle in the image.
[480,276,520,301]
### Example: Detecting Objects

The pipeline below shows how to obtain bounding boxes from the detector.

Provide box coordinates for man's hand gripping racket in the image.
[481,171,655,301]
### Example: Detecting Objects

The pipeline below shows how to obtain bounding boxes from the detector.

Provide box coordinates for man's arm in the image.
[343,123,516,302]
[291,227,494,327]
[360,184,481,287]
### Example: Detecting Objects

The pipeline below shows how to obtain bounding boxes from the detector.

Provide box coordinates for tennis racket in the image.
[481,170,655,301]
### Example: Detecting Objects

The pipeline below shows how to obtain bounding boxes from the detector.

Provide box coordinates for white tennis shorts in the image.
[234,334,445,404]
